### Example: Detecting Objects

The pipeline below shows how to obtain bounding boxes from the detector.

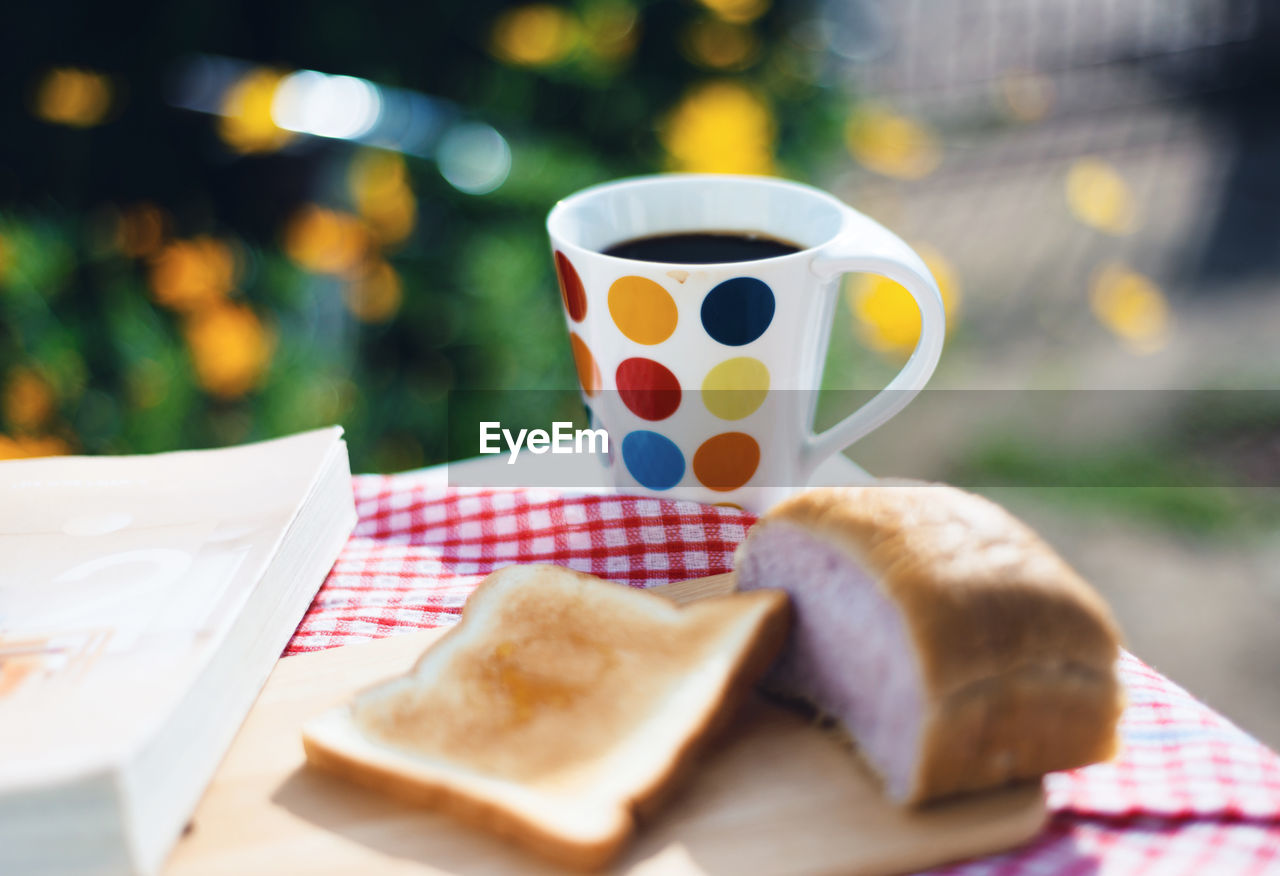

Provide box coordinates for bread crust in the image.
[749,482,1124,804]
[303,565,791,870]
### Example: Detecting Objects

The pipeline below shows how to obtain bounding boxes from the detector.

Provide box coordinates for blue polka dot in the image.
[621,430,685,491]
[700,277,775,346]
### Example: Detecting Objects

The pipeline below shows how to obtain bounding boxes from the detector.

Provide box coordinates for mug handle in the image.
[802,208,945,475]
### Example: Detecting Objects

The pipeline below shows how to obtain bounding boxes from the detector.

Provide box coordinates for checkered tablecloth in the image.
[287,474,1280,875]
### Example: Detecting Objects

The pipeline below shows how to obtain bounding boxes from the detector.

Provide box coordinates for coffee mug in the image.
[546,174,943,510]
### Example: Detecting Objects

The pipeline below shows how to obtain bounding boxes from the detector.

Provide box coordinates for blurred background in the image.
[1,1,1277,742]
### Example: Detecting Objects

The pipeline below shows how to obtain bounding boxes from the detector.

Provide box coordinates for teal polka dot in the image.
[622,430,684,491]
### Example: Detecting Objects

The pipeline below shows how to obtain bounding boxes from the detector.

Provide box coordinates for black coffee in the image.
[603,231,801,264]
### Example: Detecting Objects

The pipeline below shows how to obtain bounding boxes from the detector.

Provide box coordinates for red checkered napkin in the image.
[288,474,1280,874]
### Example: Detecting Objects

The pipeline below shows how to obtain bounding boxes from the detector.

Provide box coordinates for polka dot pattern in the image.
[622,430,685,491]
[609,276,678,345]
[702,356,769,420]
[616,357,681,421]
[569,332,601,396]
[693,432,760,491]
[555,251,587,322]
[700,277,775,346]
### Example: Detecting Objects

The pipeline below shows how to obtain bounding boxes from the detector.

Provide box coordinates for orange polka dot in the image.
[693,432,760,492]
[609,276,678,345]
[569,332,601,396]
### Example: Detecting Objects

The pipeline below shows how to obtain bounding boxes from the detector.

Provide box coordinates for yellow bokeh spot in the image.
[3,368,55,432]
[661,81,775,175]
[849,243,961,355]
[845,103,941,181]
[34,68,112,128]
[1090,263,1170,354]
[608,275,678,344]
[697,0,769,24]
[149,237,237,312]
[343,260,404,323]
[218,69,294,154]
[683,19,759,70]
[183,302,273,398]
[1066,157,1138,235]
[702,357,770,420]
[491,4,579,67]
[114,202,169,258]
[349,150,417,246]
[283,206,370,275]
[0,434,71,460]
[582,2,639,63]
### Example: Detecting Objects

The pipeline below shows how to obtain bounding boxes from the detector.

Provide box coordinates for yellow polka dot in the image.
[702,356,769,420]
[609,276,678,345]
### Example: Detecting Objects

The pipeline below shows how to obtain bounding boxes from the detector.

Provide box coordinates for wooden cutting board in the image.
[166,574,1047,876]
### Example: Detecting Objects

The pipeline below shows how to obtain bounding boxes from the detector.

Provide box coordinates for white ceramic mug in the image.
[546,174,944,510]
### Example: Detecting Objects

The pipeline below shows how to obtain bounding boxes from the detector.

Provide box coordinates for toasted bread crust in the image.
[303,565,791,870]
[748,482,1124,803]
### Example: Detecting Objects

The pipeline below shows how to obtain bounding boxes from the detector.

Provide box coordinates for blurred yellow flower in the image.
[683,19,759,70]
[0,434,71,460]
[34,68,112,128]
[183,302,273,398]
[582,2,639,64]
[661,81,775,175]
[114,202,170,259]
[218,68,294,154]
[3,368,55,432]
[1090,263,1170,353]
[283,206,370,275]
[697,0,768,24]
[845,103,941,180]
[349,151,417,246]
[1066,157,1138,235]
[849,243,961,355]
[491,5,579,67]
[344,259,404,323]
[149,237,237,312]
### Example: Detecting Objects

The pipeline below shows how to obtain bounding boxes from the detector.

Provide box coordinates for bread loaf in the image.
[735,483,1123,805]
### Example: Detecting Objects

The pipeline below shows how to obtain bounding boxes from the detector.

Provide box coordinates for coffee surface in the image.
[603,231,801,264]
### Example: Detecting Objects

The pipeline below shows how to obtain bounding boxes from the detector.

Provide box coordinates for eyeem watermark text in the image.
[479,421,609,464]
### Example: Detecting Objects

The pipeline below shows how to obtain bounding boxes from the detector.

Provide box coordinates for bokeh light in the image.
[272,71,382,140]
[490,4,579,68]
[845,103,941,180]
[1066,156,1139,235]
[661,81,775,175]
[849,243,961,355]
[3,368,56,432]
[1090,262,1170,354]
[33,68,112,128]
[696,0,769,25]
[349,150,417,246]
[0,435,71,460]
[148,237,238,312]
[682,19,760,71]
[582,2,639,64]
[218,68,295,154]
[1000,70,1055,122]
[343,259,403,323]
[183,302,273,398]
[283,206,370,275]
[437,123,512,194]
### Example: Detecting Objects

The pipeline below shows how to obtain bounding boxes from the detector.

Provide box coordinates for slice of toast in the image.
[302,564,791,870]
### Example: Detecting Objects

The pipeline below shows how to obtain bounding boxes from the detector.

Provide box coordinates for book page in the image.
[0,428,345,786]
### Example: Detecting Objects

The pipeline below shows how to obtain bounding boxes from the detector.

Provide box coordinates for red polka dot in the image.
[555,251,587,322]
[694,432,760,491]
[616,357,681,421]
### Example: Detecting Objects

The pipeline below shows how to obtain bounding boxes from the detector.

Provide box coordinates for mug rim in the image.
[546,173,849,271]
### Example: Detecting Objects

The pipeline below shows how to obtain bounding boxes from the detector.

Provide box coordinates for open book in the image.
[0,428,355,875]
